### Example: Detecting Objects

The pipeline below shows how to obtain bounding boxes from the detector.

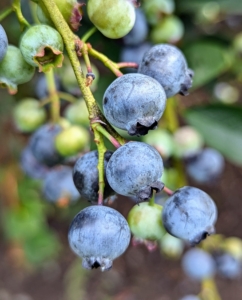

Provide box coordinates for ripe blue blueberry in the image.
[29,123,63,167]
[138,44,193,98]
[120,42,152,72]
[103,73,167,136]
[106,142,164,201]
[0,25,8,62]
[162,186,217,245]
[215,253,241,279]
[123,8,148,46]
[20,146,50,180]
[182,248,216,281]
[68,205,131,271]
[179,295,200,300]
[186,148,224,183]
[73,150,114,203]
[43,166,80,203]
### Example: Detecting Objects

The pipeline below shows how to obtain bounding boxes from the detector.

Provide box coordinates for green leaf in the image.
[183,41,232,89]
[24,229,61,265]
[184,104,242,165]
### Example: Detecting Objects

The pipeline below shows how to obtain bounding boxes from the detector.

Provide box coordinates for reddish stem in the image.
[163,186,174,196]
[117,62,139,69]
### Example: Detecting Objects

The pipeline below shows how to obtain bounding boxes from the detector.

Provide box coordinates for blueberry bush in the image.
[1,0,242,299]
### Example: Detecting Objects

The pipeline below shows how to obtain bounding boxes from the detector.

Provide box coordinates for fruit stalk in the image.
[200,278,221,300]
[87,44,123,77]
[92,126,107,205]
[163,96,187,187]
[45,69,60,123]
[40,0,124,143]
[81,27,97,43]
[93,123,123,148]
[12,0,30,30]
[0,7,13,22]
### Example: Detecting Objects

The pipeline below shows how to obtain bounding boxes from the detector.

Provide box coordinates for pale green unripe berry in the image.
[87,0,136,39]
[128,202,166,241]
[64,99,89,126]
[55,125,90,157]
[13,98,47,132]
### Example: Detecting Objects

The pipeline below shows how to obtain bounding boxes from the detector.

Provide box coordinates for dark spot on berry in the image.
[92,261,101,269]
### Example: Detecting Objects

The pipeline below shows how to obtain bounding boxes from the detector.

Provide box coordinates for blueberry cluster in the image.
[1,0,225,279]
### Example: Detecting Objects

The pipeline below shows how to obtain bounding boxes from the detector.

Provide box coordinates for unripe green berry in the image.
[55,125,90,157]
[142,129,174,159]
[150,15,184,44]
[160,233,184,259]
[0,45,35,94]
[20,25,64,72]
[87,0,136,39]
[13,98,47,132]
[128,202,166,241]
[64,99,89,126]
[37,0,84,31]
[173,126,204,158]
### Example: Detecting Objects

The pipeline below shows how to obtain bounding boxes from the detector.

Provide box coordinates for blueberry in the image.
[0,45,35,95]
[173,126,204,158]
[150,15,184,44]
[120,42,152,72]
[106,142,164,201]
[179,295,200,300]
[160,233,184,259]
[138,44,193,98]
[123,8,148,46]
[127,202,166,241]
[103,73,167,136]
[73,150,114,203]
[143,0,175,25]
[43,166,80,203]
[215,253,241,279]
[162,186,217,245]
[68,205,131,271]
[142,129,174,159]
[20,24,64,72]
[20,146,50,180]
[186,148,224,183]
[13,98,47,133]
[29,123,63,167]
[182,248,216,281]
[0,25,8,62]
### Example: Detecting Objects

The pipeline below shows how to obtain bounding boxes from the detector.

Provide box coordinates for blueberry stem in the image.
[92,126,107,205]
[81,27,97,43]
[45,69,60,123]
[163,186,174,196]
[86,43,123,77]
[81,43,95,87]
[148,190,156,206]
[0,7,13,22]
[117,62,139,69]
[56,92,77,103]
[12,0,30,30]
[40,0,124,144]
[163,96,188,187]
[199,278,221,300]
[163,97,179,133]
[93,123,124,148]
